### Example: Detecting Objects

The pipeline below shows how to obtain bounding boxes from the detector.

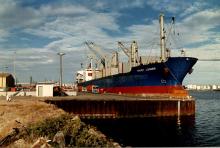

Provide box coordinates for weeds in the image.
[25,114,116,147]
[0,97,119,147]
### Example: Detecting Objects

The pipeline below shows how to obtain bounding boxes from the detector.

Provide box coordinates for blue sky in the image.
[0,0,219,84]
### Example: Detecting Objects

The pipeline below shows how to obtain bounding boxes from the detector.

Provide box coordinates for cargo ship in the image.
[76,14,197,97]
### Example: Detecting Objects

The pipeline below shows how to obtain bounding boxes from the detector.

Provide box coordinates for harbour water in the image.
[84,91,220,147]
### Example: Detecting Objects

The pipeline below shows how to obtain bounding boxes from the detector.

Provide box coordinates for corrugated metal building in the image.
[0,73,15,91]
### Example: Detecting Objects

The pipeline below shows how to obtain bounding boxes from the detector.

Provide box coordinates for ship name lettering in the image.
[145,67,156,71]
[137,69,144,72]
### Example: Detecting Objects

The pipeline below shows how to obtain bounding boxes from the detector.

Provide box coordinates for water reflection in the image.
[176,117,182,136]
[83,116,195,147]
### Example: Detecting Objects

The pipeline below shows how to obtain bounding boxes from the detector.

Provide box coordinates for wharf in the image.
[44,93,195,118]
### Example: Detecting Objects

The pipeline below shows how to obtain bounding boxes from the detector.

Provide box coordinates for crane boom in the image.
[118,41,130,57]
[85,41,107,67]
[118,41,139,67]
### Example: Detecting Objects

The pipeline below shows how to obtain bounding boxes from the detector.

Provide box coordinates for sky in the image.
[0,0,219,85]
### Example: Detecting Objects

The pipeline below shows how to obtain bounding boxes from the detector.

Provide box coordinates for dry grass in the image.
[0,96,65,139]
[0,96,120,147]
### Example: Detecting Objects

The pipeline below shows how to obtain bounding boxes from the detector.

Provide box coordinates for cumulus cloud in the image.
[0,1,43,29]
[182,9,220,31]
[0,29,10,42]
[39,4,91,16]
[175,9,220,47]
[180,1,207,17]
[23,7,120,53]
[79,0,146,10]
[146,0,191,13]
[187,44,220,60]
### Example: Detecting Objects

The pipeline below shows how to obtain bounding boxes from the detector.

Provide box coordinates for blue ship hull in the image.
[78,57,197,96]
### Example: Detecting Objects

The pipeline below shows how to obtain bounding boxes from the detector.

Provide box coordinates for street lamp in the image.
[13,51,16,85]
[57,52,65,88]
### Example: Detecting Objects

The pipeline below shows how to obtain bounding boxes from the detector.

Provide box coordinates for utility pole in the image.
[14,51,16,85]
[57,52,65,88]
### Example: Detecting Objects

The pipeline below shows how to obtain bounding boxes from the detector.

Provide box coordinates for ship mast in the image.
[159,13,166,61]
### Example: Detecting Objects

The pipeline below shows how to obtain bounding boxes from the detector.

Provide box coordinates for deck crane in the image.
[91,42,119,68]
[118,41,131,68]
[86,52,99,69]
[118,41,139,68]
[85,41,108,68]
[118,41,131,57]
[86,41,119,69]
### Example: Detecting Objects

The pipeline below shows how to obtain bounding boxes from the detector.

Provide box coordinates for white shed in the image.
[36,83,54,97]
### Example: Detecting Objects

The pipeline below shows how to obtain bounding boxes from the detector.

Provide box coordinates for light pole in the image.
[13,51,16,85]
[57,52,65,88]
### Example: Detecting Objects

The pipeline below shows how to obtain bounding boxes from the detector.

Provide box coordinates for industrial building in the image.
[0,73,15,91]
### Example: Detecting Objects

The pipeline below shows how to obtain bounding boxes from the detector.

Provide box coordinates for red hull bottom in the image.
[78,85,189,97]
